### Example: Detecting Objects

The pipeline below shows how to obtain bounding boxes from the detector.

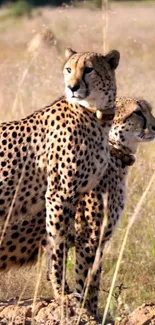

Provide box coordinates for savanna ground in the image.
[0,1,155,322]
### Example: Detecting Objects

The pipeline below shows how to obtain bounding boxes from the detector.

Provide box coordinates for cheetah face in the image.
[63,48,120,114]
[110,98,155,152]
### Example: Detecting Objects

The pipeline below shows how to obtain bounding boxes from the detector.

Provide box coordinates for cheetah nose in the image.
[68,84,80,92]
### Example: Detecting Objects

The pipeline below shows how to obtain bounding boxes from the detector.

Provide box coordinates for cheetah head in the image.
[63,48,120,114]
[109,98,155,153]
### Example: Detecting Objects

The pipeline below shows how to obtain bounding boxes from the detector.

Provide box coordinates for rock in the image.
[117,303,155,325]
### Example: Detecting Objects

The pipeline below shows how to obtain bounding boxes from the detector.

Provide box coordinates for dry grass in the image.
[0,1,155,321]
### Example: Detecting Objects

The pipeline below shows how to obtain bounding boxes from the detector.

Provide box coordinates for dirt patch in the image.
[0,295,102,325]
[0,297,155,325]
[118,303,155,325]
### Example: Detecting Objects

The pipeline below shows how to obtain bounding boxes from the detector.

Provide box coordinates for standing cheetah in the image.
[0,48,120,298]
[75,97,155,313]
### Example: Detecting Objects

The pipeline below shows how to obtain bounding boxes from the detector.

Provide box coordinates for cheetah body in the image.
[0,99,109,259]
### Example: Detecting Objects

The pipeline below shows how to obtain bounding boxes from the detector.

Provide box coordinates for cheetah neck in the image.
[90,107,115,123]
[68,98,115,121]
[95,109,115,121]
[109,139,136,167]
[75,98,115,116]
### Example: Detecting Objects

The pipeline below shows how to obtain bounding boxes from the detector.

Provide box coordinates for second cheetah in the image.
[75,97,155,313]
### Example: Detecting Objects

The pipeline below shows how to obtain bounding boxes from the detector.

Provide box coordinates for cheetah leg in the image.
[75,190,104,315]
[83,179,125,314]
[102,178,126,244]
[85,265,102,315]
[74,164,126,314]
[46,191,76,299]
[88,172,126,313]
[45,241,71,294]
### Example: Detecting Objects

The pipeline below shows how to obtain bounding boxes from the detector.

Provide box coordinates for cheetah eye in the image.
[66,67,71,73]
[135,110,144,118]
[135,110,147,129]
[84,67,93,74]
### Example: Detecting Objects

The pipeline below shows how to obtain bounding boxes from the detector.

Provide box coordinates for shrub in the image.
[8,0,32,17]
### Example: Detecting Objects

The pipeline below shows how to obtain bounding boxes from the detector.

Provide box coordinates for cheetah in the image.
[0,48,120,298]
[1,96,155,315]
[75,97,155,313]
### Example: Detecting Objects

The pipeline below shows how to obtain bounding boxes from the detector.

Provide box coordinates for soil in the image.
[0,295,101,325]
[0,296,155,325]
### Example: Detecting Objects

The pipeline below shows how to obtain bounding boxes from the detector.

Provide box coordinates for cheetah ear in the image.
[65,48,76,60]
[137,99,152,112]
[105,50,120,70]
